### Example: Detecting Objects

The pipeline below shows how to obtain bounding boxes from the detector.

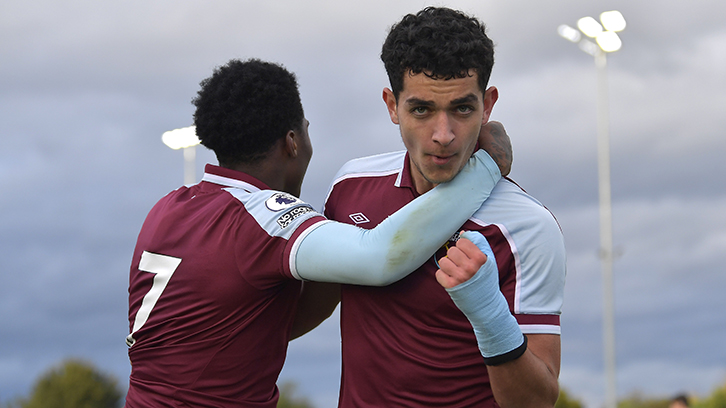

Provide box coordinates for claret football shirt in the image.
[324,151,566,407]
[125,164,326,408]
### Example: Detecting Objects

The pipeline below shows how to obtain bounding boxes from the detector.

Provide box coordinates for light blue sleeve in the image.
[291,149,501,286]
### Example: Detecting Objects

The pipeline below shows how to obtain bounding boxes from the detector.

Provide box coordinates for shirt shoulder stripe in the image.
[323,151,406,212]
[202,172,261,192]
[330,150,406,184]
[223,188,324,241]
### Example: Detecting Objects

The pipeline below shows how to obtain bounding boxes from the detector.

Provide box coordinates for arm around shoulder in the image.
[292,149,501,285]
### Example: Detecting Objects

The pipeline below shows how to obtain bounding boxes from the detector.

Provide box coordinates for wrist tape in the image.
[446,231,526,365]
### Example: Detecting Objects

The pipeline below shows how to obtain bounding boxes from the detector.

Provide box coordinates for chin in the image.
[425,172,457,186]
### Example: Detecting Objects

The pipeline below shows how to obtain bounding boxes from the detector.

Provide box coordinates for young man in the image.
[124,59,509,407]
[323,7,566,407]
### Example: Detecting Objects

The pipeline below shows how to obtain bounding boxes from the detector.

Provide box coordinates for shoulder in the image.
[224,188,325,239]
[474,179,560,231]
[472,179,566,318]
[329,150,406,186]
[323,151,407,216]
[472,178,566,281]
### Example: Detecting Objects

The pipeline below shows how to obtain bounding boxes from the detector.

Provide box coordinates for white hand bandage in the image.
[446,230,526,365]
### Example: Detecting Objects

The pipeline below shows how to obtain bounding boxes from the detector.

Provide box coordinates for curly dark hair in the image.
[192,59,304,165]
[381,7,495,99]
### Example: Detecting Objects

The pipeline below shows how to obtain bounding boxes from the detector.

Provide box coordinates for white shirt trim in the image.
[520,324,561,335]
[202,172,261,192]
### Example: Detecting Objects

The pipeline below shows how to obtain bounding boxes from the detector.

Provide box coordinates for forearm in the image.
[487,335,561,408]
[445,231,525,364]
[442,232,561,407]
[293,150,500,285]
[290,282,340,340]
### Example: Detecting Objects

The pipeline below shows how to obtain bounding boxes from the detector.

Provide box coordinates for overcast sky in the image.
[1,1,725,407]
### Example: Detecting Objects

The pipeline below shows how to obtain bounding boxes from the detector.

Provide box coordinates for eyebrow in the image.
[450,94,480,105]
[403,93,480,107]
[403,97,435,107]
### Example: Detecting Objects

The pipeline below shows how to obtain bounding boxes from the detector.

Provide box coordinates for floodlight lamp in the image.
[577,16,603,38]
[162,126,200,150]
[557,24,582,43]
[600,10,626,32]
[596,31,622,52]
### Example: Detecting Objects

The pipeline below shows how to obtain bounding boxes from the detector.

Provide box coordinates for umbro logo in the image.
[349,212,370,224]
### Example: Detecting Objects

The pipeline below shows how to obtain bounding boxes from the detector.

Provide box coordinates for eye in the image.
[411,106,428,115]
[455,105,475,114]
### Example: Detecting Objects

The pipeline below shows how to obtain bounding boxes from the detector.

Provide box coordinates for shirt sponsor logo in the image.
[266,192,303,212]
[349,212,370,224]
[277,205,316,228]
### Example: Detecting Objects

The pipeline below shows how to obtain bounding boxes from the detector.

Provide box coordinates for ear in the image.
[481,86,499,125]
[284,129,298,158]
[382,87,400,125]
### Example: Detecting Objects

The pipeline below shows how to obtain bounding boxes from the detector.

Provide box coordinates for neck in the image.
[224,160,288,193]
[408,158,436,195]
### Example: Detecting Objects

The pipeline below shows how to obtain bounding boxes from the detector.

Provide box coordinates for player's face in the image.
[383,71,497,194]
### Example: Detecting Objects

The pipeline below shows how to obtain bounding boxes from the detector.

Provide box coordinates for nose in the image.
[431,113,455,146]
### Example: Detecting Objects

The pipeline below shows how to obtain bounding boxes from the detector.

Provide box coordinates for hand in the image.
[435,234,489,289]
[440,231,525,366]
[478,121,512,176]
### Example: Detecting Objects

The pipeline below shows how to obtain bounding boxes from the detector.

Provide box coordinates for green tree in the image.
[277,381,315,408]
[555,387,585,408]
[694,382,726,408]
[617,393,670,408]
[20,358,122,408]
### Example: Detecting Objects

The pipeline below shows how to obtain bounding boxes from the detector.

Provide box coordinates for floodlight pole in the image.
[161,126,201,185]
[559,13,623,408]
[183,146,197,185]
[595,49,617,408]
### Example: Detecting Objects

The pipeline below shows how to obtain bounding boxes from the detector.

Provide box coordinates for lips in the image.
[430,153,455,166]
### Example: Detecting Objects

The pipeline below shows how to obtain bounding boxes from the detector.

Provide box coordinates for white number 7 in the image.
[126,251,182,347]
